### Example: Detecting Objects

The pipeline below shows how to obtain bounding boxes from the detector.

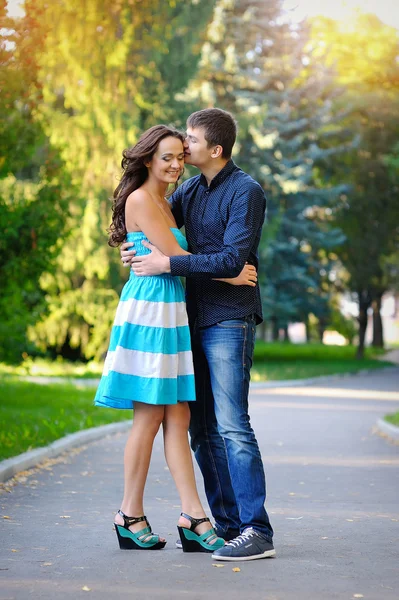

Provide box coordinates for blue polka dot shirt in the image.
[169,160,266,328]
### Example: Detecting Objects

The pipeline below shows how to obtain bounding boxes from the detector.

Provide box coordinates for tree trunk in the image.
[356,290,372,359]
[305,318,310,343]
[372,293,384,348]
[283,325,290,342]
[271,317,279,342]
[259,320,268,342]
[318,318,326,344]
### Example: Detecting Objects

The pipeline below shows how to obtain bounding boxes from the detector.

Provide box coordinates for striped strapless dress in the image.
[94,228,195,409]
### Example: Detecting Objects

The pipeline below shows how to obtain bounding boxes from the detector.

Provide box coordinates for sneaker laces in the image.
[225,528,256,548]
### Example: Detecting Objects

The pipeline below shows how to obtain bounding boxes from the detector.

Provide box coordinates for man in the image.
[121,108,275,561]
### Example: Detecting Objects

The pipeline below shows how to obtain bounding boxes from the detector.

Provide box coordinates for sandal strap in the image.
[180,512,211,532]
[118,510,148,529]
[199,528,218,544]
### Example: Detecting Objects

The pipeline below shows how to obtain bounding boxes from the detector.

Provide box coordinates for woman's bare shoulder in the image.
[126,188,152,207]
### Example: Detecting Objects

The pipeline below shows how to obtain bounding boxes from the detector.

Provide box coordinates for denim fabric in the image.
[189,316,273,541]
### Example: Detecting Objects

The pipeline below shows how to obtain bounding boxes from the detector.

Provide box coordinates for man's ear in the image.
[211,145,223,159]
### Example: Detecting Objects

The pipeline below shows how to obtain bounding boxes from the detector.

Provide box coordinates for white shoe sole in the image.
[211,549,276,561]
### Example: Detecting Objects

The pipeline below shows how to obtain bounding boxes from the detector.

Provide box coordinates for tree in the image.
[21,0,215,360]
[0,1,72,362]
[183,0,348,340]
[311,14,399,356]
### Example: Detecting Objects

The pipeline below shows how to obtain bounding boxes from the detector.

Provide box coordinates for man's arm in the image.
[170,183,265,278]
[130,183,265,278]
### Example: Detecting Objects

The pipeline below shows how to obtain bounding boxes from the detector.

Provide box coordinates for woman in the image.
[95,125,252,553]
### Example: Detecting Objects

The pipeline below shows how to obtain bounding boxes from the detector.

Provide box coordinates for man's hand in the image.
[214,263,258,287]
[120,242,136,267]
[131,240,171,276]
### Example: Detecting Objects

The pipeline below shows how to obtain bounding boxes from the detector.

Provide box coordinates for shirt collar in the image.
[199,159,237,190]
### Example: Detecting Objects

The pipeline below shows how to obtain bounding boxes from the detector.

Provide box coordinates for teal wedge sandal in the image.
[114,510,166,550]
[177,512,225,553]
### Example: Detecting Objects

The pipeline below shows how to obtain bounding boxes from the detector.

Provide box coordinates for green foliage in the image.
[0,173,73,362]
[326,308,357,345]
[1,1,397,362]
[184,0,348,335]
[0,4,45,177]
[385,412,399,427]
[0,378,129,460]
[22,0,216,360]
[311,14,399,355]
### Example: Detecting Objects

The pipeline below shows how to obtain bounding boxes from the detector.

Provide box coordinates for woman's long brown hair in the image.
[108,125,185,247]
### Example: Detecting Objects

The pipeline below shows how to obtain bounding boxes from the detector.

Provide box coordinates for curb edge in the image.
[0,420,131,484]
[375,418,399,443]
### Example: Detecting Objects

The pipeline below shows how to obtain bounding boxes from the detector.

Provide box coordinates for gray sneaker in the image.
[211,528,276,561]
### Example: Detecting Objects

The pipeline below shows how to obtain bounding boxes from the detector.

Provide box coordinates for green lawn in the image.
[251,358,392,382]
[251,342,391,381]
[385,412,399,427]
[0,379,130,461]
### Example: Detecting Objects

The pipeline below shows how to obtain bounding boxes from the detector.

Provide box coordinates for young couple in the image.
[95,108,275,562]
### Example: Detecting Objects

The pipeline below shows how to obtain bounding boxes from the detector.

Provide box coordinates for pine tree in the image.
[184,0,348,340]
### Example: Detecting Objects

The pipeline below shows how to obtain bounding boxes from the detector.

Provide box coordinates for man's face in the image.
[184,126,214,168]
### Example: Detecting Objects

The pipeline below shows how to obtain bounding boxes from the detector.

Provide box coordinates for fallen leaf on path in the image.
[60,515,71,519]
[11,549,19,552]
[82,586,91,591]
[212,564,224,568]
[3,515,11,519]
[232,567,241,572]
[346,519,354,522]
[353,595,364,598]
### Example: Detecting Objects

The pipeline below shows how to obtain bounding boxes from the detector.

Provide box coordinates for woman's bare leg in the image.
[114,402,165,540]
[163,402,219,540]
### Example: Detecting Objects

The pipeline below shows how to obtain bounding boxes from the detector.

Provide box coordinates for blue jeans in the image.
[189,316,273,541]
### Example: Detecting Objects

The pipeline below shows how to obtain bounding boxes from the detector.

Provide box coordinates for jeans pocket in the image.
[215,319,246,329]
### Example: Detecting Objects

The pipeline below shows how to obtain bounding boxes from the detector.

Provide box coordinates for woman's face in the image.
[146,137,185,184]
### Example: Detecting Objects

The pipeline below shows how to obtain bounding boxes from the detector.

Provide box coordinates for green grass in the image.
[253,341,384,362]
[0,378,130,461]
[0,357,102,379]
[251,358,392,382]
[0,343,389,381]
[385,412,399,427]
[251,342,391,381]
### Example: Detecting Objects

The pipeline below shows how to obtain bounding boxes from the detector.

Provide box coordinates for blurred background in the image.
[1,0,398,371]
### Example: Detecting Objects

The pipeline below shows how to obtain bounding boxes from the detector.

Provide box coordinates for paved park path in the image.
[1,369,398,600]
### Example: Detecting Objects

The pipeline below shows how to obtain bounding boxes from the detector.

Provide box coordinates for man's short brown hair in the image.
[187,108,237,159]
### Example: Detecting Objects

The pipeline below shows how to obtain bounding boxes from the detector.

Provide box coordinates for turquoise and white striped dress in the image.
[94,228,196,409]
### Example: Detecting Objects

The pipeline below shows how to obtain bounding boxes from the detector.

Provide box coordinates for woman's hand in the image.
[120,241,136,266]
[214,263,257,287]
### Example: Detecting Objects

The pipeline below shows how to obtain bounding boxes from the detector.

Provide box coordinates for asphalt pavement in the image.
[1,368,398,600]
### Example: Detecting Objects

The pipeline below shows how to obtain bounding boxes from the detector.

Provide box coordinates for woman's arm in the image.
[126,190,189,257]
